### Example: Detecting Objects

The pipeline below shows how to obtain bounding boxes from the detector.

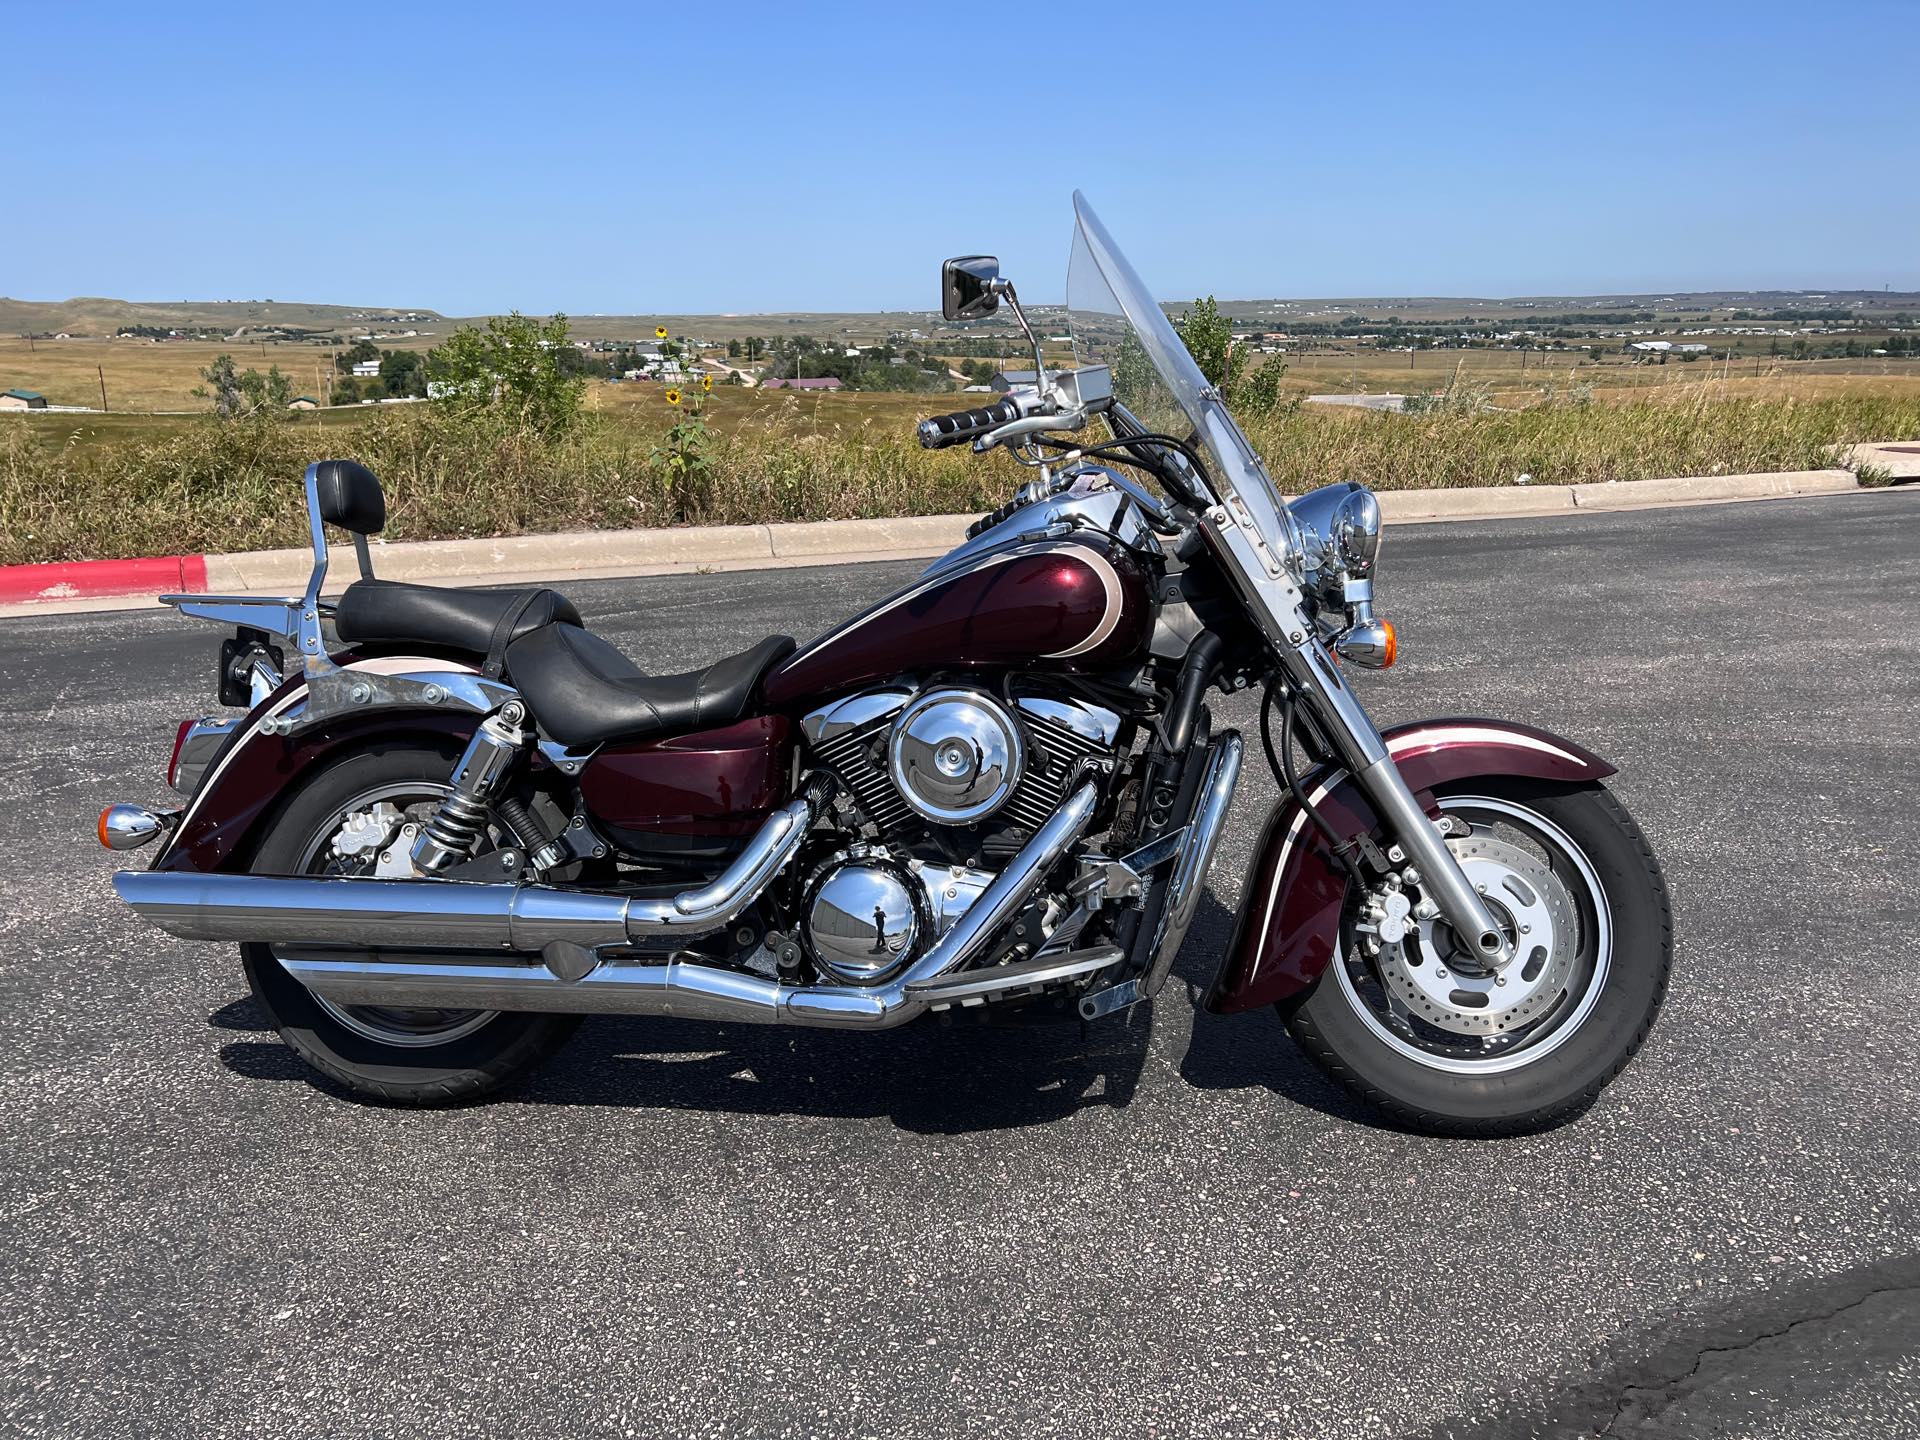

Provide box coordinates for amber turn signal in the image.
[98,803,166,851]
[1332,618,1396,669]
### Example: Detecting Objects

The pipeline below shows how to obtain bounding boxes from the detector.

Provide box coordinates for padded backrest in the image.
[314,459,386,535]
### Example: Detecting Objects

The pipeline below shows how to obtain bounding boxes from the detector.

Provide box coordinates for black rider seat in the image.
[334,579,582,660]
[504,622,796,748]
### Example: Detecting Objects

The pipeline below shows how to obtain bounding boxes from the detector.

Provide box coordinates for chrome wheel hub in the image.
[1375,834,1576,1038]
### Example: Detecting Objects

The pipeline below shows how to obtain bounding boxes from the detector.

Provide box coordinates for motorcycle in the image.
[99,194,1670,1132]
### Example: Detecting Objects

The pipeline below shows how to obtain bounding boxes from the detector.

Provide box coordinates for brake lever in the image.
[972,408,1087,454]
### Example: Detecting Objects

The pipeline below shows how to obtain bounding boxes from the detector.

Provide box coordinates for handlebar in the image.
[916,399,1022,450]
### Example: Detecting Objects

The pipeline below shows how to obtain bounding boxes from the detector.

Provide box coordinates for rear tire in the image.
[241,741,580,1106]
[1282,779,1671,1136]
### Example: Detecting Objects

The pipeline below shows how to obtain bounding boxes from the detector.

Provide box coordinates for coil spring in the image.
[493,793,553,853]
[417,790,491,860]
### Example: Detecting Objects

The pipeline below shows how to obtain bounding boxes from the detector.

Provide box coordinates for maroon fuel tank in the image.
[761,535,1151,708]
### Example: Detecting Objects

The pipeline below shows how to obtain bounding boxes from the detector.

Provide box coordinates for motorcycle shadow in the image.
[1166,892,1378,1128]
[212,991,1152,1135]
[211,889,1371,1132]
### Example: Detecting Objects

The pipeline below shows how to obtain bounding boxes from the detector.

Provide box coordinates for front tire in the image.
[1283,779,1671,1136]
[241,741,580,1106]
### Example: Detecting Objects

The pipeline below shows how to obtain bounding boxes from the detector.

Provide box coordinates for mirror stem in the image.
[994,280,1048,401]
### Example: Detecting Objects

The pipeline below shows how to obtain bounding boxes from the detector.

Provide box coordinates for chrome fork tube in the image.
[1279,639,1510,966]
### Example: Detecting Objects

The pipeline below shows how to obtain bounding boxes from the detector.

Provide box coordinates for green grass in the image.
[4,385,1917,568]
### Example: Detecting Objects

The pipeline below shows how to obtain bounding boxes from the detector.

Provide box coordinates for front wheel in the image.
[241,741,580,1106]
[1283,779,1671,1136]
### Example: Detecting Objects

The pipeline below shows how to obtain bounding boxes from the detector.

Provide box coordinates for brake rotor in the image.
[1379,833,1577,1037]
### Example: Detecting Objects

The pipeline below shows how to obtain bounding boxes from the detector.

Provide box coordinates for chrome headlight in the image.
[1287,482,1395,668]
[1287,481,1382,605]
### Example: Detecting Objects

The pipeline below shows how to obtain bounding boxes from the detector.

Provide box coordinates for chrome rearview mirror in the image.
[942,256,1001,321]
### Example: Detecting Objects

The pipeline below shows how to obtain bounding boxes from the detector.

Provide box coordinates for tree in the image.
[428,312,586,436]
[379,348,427,398]
[1174,296,1246,395]
[726,338,742,358]
[1175,295,1287,414]
[194,354,294,419]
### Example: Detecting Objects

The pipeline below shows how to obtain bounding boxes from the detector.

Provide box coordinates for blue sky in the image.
[6,2,1916,313]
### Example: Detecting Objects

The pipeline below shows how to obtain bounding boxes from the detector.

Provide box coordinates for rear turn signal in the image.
[1333,618,1397,670]
[98,804,166,851]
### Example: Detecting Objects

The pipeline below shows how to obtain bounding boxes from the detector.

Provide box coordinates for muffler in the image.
[115,780,828,966]
[116,781,1099,1032]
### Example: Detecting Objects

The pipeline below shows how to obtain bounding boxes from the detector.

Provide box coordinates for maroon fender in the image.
[581,715,793,838]
[761,536,1149,708]
[1204,717,1617,1015]
[149,658,488,875]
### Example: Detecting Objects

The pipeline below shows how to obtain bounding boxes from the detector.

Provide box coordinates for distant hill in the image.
[4,288,1914,346]
[0,296,445,338]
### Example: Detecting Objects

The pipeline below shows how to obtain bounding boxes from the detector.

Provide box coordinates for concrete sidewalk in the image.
[0,466,1866,618]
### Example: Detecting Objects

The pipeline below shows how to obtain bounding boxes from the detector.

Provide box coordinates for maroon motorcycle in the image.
[101,195,1670,1132]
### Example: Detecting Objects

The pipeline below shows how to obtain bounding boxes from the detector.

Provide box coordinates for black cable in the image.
[1033,430,1211,477]
[1030,431,1211,507]
[1261,678,1367,888]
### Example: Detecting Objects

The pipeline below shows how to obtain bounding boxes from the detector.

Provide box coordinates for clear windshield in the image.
[1067,192,1297,555]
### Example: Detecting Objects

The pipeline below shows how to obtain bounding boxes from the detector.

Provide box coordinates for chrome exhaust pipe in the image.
[194,782,1100,1032]
[115,780,829,964]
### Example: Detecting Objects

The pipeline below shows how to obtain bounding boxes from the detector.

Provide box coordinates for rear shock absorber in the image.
[411,701,530,872]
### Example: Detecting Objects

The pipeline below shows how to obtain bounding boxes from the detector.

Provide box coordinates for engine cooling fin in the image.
[813,693,1118,843]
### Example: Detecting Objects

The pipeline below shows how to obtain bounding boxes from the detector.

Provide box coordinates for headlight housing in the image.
[1287,481,1382,606]
[1286,482,1394,668]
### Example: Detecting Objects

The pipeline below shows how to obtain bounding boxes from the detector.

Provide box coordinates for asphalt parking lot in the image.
[3,489,1917,1439]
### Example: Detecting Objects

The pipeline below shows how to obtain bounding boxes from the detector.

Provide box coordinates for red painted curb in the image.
[0,554,209,605]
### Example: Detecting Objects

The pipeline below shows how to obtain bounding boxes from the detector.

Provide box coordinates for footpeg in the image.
[906,944,1122,1011]
[1076,978,1141,1021]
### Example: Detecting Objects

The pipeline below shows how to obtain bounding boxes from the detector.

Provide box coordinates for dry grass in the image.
[1243,384,1920,491]
[4,381,1917,567]
[0,335,444,412]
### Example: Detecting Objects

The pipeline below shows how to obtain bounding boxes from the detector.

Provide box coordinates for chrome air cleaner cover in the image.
[888,688,1024,825]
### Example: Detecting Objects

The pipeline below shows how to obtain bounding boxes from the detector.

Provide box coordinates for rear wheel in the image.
[1283,779,1671,1135]
[241,741,580,1105]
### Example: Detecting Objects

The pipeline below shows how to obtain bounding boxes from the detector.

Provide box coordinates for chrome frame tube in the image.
[1148,731,1244,966]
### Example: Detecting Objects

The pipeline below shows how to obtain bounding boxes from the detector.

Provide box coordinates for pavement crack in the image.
[1594,1280,1920,1436]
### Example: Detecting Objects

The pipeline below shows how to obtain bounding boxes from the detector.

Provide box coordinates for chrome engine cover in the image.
[802,848,930,986]
[888,688,1024,825]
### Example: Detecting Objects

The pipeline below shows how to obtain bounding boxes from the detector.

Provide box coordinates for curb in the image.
[0,553,208,606]
[0,466,1870,616]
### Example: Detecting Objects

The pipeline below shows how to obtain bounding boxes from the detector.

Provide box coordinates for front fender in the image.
[149,657,485,875]
[1204,717,1615,1014]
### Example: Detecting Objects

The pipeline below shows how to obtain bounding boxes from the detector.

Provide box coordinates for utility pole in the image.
[97,365,108,413]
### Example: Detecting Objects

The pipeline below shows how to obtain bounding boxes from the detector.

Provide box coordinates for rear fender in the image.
[150,656,486,875]
[1204,718,1615,1014]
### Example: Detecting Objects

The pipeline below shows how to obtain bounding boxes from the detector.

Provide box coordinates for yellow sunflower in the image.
[655,326,669,340]
[664,388,682,406]
[701,374,713,393]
